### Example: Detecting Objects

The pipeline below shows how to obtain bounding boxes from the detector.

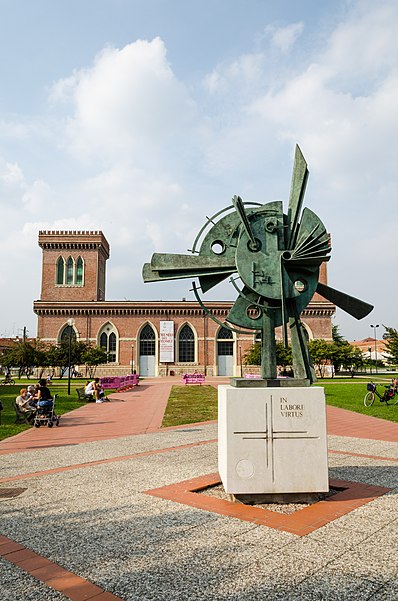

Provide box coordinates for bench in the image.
[182,374,205,385]
[13,400,33,424]
[100,375,139,391]
[76,388,95,402]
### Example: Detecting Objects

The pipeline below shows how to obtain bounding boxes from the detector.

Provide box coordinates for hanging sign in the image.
[160,321,174,362]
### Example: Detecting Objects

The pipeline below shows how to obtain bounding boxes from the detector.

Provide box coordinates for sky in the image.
[1,0,397,342]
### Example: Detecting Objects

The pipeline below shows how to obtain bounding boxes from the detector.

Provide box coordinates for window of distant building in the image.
[56,256,65,285]
[178,324,195,362]
[99,324,118,363]
[56,255,84,286]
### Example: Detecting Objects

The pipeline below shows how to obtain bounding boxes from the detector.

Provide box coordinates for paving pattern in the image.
[0,377,397,600]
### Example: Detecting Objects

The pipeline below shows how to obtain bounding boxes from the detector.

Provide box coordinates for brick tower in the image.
[38,231,110,302]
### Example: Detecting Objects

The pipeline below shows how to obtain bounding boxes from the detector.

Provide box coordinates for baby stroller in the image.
[33,394,60,428]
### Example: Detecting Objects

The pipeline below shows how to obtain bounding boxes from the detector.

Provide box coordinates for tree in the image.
[382,326,398,365]
[82,346,108,378]
[2,341,36,378]
[243,341,292,370]
[46,340,90,378]
[243,342,261,366]
[308,339,332,378]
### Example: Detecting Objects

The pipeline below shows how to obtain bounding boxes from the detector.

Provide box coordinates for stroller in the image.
[33,393,60,428]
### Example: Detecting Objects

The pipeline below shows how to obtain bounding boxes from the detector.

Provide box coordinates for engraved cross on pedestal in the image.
[232,396,318,483]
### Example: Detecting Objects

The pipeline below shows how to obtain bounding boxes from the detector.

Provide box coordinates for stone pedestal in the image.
[218,385,328,496]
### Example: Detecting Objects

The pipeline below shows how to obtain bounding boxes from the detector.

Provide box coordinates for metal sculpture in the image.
[143,146,373,384]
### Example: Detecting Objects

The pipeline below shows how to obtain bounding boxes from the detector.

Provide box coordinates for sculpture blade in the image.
[199,273,231,293]
[286,145,309,249]
[143,253,236,283]
[316,282,373,320]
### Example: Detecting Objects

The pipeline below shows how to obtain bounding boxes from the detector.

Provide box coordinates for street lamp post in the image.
[131,344,135,374]
[370,324,379,375]
[67,318,75,395]
[239,345,243,377]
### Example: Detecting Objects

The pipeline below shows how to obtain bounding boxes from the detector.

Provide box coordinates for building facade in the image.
[33,231,335,377]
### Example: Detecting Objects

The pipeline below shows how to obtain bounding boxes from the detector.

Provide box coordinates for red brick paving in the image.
[144,473,392,536]
[0,534,123,601]
[326,404,398,442]
[1,377,397,598]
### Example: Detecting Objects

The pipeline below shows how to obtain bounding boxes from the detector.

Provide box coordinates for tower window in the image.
[66,257,74,285]
[56,257,65,285]
[76,257,84,285]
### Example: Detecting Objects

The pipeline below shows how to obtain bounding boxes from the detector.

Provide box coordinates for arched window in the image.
[56,256,65,285]
[178,324,195,362]
[60,324,76,343]
[217,326,233,356]
[66,257,74,285]
[99,324,118,363]
[75,257,84,285]
[108,332,116,362]
[140,324,155,356]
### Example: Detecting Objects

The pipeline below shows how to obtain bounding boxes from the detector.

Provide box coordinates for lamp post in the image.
[370,324,379,375]
[239,345,243,377]
[131,344,135,374]
[67,318,75,395]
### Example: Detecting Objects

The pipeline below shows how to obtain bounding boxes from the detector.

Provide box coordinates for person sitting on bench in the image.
[85,378,109,403]
[15,388,36,422]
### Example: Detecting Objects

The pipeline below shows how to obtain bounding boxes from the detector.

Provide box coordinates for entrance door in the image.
[217,327,234,376]
[139,355,156,377]
[139,324,156,377]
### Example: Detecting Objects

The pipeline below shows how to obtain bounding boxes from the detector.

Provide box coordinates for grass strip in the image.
[162,385,218,427]
[161,379,398,427]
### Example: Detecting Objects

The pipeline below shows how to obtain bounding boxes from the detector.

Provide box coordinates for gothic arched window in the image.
[217,326,233,356]
[178,324,195,362]
[75,257,84,285]
[98,324,118,363]
[66,257,74,285]
[56,256,65,285]
[140,324,155,356]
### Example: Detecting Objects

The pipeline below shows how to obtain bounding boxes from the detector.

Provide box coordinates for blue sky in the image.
[1,0,397,342]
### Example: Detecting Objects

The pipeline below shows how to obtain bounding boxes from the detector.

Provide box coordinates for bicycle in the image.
[364,381,398,407]
[1,375,15,385]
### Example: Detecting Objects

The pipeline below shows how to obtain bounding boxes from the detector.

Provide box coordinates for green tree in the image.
[2,341,36,378]
[383,326,398,365]
[243,341,261,366]
[46,340,90,378]
[243,341,292,370]
[82,346,108,378]
[308,338,332,378]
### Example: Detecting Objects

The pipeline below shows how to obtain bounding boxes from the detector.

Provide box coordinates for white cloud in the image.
[51,38,197,165]
[0,161,24,186]
[203,53,265,95]
[266,22,304,54]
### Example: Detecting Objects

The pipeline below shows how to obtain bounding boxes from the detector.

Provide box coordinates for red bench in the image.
[182,374,205,385]
[100,374,139,391]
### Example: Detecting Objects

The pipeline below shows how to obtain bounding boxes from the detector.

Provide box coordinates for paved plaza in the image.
[0,378,397,600]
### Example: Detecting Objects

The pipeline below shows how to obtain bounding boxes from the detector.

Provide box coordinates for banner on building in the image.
[160,321,174,363]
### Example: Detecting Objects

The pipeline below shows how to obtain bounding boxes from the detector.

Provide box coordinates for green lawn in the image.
[161,377,398,427]
[162,385,218,427]
[0,379,89,441]
[315,377,398,422]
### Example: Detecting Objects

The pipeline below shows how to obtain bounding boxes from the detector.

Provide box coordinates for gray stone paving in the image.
[0,424,397,600]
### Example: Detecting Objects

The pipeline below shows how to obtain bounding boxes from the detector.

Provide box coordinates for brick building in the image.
[33,231,335,377]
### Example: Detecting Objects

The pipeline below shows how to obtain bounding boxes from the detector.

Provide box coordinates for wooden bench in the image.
[76,388,95,402]
[182,374,205,385]
[13,400,32,424]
